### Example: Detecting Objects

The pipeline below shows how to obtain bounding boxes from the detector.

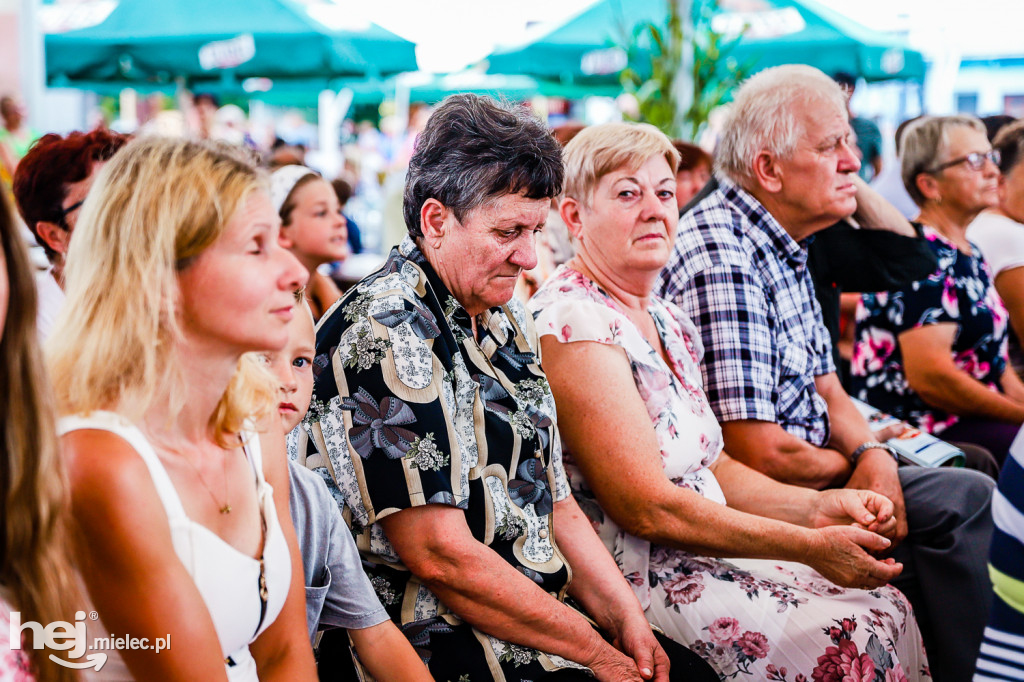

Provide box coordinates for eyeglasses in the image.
[927,149,1001,173]
[54,199,85,228]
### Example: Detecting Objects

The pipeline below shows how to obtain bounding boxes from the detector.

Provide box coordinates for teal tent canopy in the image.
[486,0,924,89]
[43,0,418,92]
[342,71,544,106]
[718,0,925,81]
[486,0,650,89]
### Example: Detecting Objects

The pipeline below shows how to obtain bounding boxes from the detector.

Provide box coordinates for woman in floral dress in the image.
[296,95,717,681]
[851,115,1024,464]
[531,122,930,680]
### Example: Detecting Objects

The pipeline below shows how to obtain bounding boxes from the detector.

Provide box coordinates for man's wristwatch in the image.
[851,441,899,466]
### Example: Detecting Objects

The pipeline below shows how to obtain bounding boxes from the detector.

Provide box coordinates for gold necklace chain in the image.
[181,450,232,514]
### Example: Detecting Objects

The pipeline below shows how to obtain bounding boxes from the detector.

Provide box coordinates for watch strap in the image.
[851,441,899,466]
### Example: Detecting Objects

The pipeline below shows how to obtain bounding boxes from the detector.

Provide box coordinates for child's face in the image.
[280,178,348,267]
[265,303,316,432]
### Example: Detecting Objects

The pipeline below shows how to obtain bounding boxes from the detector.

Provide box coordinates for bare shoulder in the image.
[61,428,168,531]
[63,428,155,492]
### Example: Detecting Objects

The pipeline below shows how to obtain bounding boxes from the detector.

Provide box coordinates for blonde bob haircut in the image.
[48,137,277,446]
[900,115,986,207]
[562,122,680,208]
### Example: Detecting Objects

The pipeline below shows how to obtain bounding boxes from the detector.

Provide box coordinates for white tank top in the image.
[59,411,291,681]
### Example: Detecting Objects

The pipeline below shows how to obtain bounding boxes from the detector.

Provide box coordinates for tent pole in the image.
[318,87,353,179]
[19,0,44,131]
[670,0,695,139]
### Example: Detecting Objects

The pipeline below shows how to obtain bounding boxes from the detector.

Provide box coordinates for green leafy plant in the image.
[620,0,753,140]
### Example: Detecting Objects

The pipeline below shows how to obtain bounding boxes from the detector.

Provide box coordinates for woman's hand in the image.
[804,525,902,589]
[550,495,670,681]
[810,488,897,538]
[850,174,915,236]
[586,643,659,682]
[608,615,670,682]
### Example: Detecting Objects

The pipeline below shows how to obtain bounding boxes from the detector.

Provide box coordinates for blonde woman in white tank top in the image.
[46,138,317,681]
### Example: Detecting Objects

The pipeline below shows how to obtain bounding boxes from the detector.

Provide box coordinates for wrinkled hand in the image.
[806,525,903,589]
[811,488,897,538]
[610,616,670,682]
[846,450,907,545]
[586,646,652,682]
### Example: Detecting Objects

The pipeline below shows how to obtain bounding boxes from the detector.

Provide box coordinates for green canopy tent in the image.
[43,0,418,92]
[42,0,418,175]
[486,0,925,90]
[337,71,544,106]
[713,0,925,81]
[485,0,652,90]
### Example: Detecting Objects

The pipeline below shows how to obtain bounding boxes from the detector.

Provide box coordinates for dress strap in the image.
[58,411,189,520]
[240,432,271,638]
[240,431,267,496]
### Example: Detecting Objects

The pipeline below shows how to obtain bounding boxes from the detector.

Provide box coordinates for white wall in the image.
[953,62,1024,116]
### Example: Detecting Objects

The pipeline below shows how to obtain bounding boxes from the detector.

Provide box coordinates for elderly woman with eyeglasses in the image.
[851,115,1024,463]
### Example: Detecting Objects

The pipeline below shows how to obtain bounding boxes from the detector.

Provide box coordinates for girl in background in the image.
[271,166,347,320]
[264,292,434,681]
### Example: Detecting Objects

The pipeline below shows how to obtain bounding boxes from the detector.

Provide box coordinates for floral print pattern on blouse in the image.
[531,265,727,608]
[531,265,929,681]
[294,237,581,681]
[0,595,35,682]
[851,226,1010,434]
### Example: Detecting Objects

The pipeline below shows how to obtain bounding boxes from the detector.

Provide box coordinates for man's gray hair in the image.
[715,65,848,188]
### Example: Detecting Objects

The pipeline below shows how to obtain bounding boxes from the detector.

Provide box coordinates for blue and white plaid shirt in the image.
[657,175,835,447]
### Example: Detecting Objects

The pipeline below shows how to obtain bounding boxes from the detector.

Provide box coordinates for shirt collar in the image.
[398,235,507,333]
[717,174,811,267]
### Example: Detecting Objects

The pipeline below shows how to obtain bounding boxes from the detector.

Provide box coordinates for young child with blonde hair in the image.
[263,292,433,681]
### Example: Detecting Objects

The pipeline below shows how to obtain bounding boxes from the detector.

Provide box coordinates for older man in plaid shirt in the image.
[659,65,995,682]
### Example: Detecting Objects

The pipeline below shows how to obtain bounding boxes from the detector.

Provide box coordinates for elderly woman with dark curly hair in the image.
[296,95,716,682]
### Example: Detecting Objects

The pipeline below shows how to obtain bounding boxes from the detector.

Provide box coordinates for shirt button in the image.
[538,529,549,539]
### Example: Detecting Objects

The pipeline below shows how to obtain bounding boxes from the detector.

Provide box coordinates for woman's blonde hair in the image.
[48,137,277,445]
[562,122,680,208]
[0,194,80,682]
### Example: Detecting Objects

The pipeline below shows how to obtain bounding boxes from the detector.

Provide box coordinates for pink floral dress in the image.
[531,265,929,681]
[851,226,1010,434]
[0,594,35,682]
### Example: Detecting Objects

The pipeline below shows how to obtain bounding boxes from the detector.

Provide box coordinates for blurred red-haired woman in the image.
[12,128,129,340]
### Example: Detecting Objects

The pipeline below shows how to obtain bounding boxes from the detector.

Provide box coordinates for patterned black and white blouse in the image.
[293,236,582,680]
